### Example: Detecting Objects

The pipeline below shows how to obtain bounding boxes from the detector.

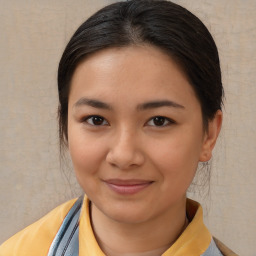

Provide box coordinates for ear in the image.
[199,110,223,162]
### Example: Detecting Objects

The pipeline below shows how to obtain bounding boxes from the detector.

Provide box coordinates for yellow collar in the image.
[79,196,211,256]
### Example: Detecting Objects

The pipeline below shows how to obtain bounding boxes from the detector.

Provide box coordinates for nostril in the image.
[106,147,145,170]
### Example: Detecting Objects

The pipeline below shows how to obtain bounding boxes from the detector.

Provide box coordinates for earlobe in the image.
[199,110,223,162]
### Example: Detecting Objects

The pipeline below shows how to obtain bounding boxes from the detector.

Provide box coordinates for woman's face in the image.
[68,45,218,224]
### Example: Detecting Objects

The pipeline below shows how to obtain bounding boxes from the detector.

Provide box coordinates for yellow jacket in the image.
[0,196,238,256]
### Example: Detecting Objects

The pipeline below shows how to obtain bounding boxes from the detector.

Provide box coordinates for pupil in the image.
[153,117,165,126]
[93,116,103,125]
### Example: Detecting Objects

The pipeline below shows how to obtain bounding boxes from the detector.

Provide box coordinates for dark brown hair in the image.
[58,0,223,147]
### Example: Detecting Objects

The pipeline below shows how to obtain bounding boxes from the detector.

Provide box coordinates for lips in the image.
[103,179,153,195]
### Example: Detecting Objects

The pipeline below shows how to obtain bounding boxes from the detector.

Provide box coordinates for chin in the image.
[97,201,155,225]
[109,211,151,225]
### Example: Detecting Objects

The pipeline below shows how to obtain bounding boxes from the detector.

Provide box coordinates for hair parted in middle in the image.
[58,0,223,145]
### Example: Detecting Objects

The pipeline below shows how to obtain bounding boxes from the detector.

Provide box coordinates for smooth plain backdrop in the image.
[0,1,255,255]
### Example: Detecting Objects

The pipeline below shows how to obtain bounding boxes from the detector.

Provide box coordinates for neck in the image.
[90,199,188,256]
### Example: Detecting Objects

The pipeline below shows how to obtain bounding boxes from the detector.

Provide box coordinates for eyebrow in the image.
[73,98,185,111]
[136,100,185,110]
[73,98,112,110]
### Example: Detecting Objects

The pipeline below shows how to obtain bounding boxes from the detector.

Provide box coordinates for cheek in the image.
[149,131,202,187]
[68,126,106,177]
[68,133,106,196]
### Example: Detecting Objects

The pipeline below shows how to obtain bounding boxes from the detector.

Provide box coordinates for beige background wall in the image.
[0,1,255,255]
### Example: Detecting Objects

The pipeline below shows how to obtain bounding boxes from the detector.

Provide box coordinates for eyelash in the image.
[146,116,175,127]
[82,115,109,126]
[81,115,175,127]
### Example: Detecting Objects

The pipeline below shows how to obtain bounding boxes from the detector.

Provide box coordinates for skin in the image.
[67,45,222,255]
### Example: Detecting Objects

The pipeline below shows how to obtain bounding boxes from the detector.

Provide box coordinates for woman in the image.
[0,0,238,255]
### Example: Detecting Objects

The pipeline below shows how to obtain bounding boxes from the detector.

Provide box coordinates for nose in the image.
[106,129,145,170]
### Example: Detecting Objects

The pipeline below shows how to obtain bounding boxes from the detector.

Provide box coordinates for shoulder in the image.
[202,237,239,256]
[213,237,239,256]
[185,199,238,256]
[0,198,78,256]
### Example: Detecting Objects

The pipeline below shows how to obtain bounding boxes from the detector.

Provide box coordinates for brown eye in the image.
[85,116,108,126]
[147,116,174,127]
[153,117,166,126]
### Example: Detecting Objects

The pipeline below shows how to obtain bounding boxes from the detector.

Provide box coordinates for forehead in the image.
[69,45,198,109]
